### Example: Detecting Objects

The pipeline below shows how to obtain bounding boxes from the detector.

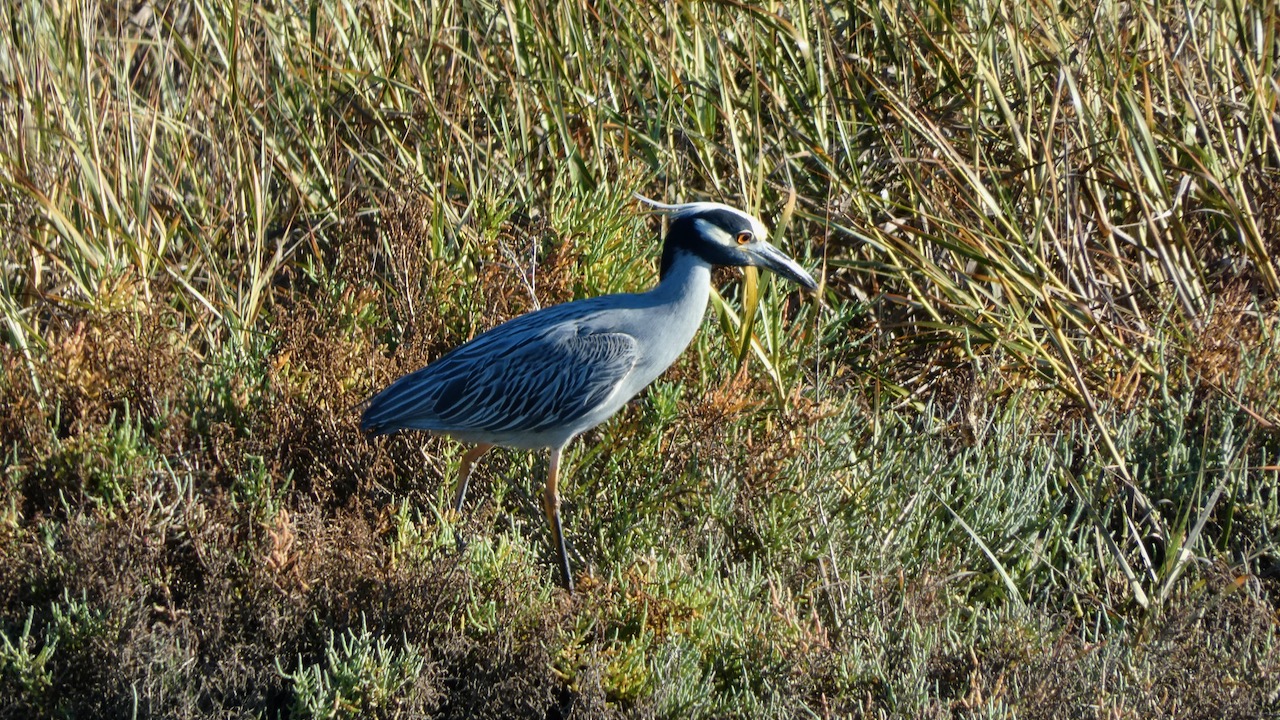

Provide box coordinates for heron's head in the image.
[637,195,818,291]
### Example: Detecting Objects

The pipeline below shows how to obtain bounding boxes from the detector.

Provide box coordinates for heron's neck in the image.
[659,224,702,280]
[653,247,712,304]
[633,246,712,373]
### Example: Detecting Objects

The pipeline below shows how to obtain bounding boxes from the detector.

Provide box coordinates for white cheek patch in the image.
[693,218,736,246]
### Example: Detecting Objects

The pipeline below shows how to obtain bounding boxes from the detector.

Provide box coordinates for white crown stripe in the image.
[633,194,769,241]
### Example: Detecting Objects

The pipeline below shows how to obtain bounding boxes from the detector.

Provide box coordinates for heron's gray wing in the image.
[440,329,638,434]
[364,322,639,435]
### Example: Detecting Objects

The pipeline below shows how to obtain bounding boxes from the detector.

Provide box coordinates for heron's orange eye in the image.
[735,231,752,245]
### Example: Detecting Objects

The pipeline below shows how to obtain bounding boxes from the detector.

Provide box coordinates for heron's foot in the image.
[442,507,468,554]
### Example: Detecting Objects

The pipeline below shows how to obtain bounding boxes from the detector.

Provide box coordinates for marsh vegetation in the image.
[1,0,1278,716]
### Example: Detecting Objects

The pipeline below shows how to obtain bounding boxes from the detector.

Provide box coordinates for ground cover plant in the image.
[1,0,1278,717]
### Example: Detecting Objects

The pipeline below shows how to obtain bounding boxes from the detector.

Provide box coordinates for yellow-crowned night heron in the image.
[361,196,818,591]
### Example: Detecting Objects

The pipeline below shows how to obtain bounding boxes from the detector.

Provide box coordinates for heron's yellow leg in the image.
[453,443,493,513]
[542,446,574,592]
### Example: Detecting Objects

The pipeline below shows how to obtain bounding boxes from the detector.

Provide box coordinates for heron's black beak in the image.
[751,241,818,291]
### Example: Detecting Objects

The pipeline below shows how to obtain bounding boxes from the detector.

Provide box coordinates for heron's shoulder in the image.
[482,292,642,337]
[428,295,627,365]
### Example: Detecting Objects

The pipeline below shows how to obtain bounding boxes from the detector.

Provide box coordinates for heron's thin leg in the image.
[452,443,492,553]
[453,443,493,513]
[542,446,574,592]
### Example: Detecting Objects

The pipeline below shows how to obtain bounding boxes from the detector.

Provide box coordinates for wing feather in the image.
[362,311,638,438]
